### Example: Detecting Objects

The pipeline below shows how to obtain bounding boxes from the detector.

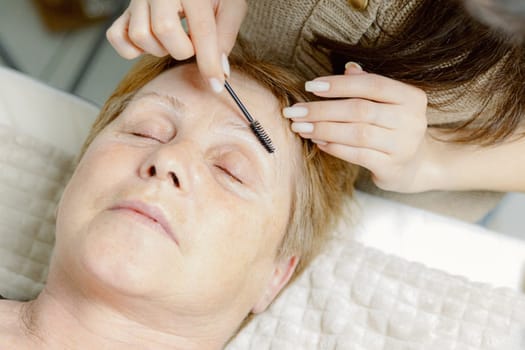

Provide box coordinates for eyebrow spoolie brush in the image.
[224,80,275,153]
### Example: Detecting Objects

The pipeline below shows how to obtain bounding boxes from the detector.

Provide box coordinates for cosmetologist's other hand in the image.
[284,63,435,193]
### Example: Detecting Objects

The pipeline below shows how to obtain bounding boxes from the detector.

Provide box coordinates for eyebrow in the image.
[216,115,257,140]
[133,91,270,154]
[133,91,187,116]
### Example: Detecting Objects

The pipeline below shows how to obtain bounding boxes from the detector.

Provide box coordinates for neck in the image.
[10,271,235,349]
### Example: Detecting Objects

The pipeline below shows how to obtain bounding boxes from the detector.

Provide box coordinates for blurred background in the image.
[0,0,134,105]
[1,0,524,240]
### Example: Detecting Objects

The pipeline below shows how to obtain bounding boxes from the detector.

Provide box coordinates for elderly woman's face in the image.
[55,64,299,315]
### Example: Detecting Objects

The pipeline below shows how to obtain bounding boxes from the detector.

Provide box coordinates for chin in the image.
[75,213,176,297]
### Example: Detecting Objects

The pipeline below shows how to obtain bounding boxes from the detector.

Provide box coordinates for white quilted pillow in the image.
[0,125,74,300]
[0,67,98,300]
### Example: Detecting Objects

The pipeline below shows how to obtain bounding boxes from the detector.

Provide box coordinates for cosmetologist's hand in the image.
[284,63,434,193]
[106,0,247,92]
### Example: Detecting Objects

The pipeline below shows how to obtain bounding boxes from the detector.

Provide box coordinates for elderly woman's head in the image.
[51,53,356,340]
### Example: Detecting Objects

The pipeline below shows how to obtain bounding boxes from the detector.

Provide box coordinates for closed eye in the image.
[215,165,243,184]
[131,132,161,142]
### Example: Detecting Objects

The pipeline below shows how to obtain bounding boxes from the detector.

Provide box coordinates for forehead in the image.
[140,64,282,126]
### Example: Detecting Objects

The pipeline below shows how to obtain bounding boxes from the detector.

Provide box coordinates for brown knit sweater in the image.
[238,0,504,222]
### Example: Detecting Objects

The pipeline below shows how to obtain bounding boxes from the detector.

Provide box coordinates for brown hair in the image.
[80,52,357,277]
[314,0,525,145]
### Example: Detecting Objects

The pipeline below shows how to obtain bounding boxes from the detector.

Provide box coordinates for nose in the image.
[139,142,197,192]
[145,165,180,188]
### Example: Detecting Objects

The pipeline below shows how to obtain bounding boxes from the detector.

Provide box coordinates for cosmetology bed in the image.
[1,66,524,349]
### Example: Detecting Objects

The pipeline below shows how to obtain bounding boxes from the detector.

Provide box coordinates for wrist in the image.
[417,134,450,191]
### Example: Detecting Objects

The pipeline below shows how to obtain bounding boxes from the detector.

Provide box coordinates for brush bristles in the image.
[250,120,275,153]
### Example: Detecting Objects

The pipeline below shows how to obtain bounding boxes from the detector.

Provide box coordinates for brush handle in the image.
[224,80,275,153]
[224,81,255,123]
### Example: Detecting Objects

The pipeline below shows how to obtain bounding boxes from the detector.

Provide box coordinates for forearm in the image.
[424,127,525,192]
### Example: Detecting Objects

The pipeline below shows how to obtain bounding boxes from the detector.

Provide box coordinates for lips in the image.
[110,200,178,245]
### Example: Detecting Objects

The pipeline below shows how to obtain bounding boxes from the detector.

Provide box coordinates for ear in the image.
[251,255,299,314]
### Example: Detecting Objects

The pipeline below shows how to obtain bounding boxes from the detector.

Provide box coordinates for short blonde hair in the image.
[80,52,358,277]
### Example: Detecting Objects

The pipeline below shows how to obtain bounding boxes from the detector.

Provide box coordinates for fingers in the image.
[316,142,389,173]
[107,0,241,93]
[215,0,247,54]
[106,10,144,59]
[283,99,399,129]
[150,0,194,60]
[107,0,189,59]
[184,0,224,91]
[127,0,169,57]
[305,73,427,105]
[292,122,393,154]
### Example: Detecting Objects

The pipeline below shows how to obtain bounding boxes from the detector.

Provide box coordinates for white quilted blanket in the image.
[1,67,524,349]
[226,234,525,349]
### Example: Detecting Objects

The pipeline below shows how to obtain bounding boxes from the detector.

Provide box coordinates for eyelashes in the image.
[130,131,245,185]
[215,165,243,184]
[131,132,163,143]
[128,120,174,143]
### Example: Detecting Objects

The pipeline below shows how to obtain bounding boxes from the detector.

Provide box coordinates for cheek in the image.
[55,141,136,241]
[177,196,291,308]
[192,192,290,269]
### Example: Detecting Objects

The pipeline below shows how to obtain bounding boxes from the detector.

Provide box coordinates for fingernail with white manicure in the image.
[311,139,327,145]
[345,61,363,72]
[305,81,330,92]
[209,78,224,93]
[291,122,314,133]
[283,106,308,118]
[221,53,230,77]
